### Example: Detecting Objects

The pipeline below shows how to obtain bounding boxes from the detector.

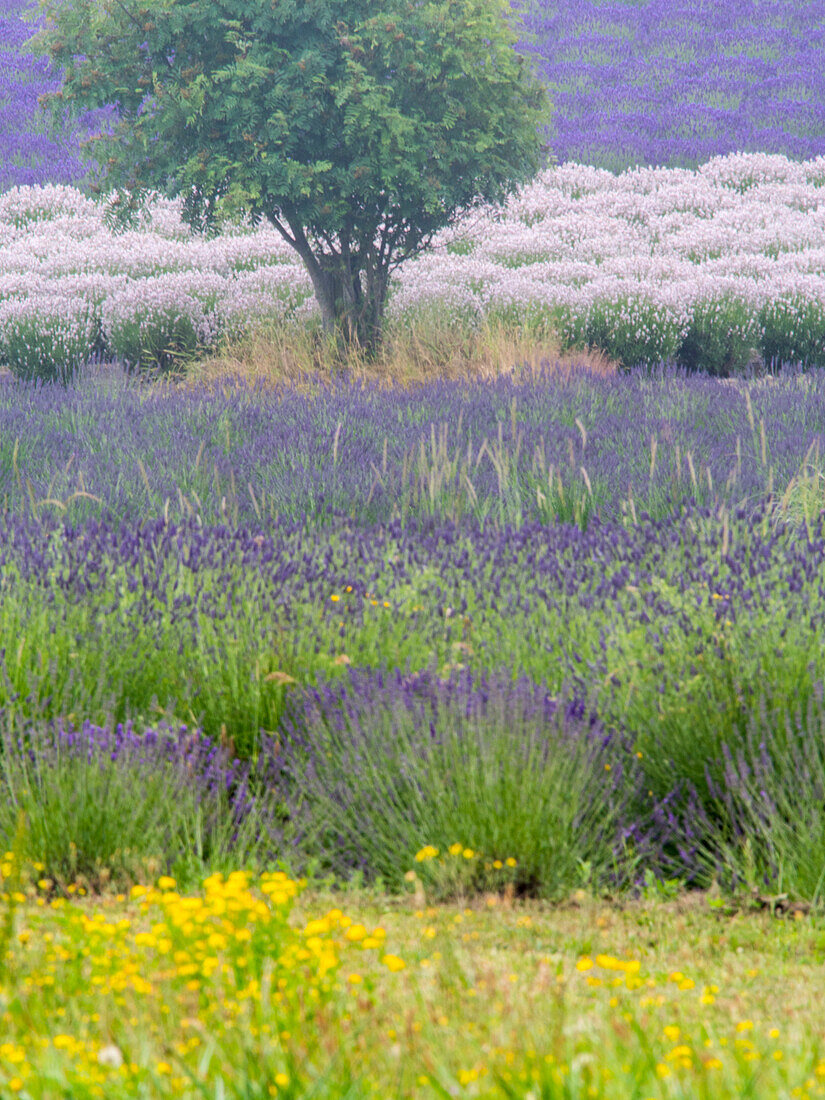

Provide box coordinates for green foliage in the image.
[759,295,825,370]
[28,0,552,355]
[676,295,762,377]
[585,295,684,370]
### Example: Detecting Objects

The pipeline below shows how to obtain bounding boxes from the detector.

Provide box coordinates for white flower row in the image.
[0,152,824,371]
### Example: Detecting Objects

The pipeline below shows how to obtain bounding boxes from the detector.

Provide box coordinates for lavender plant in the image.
[666,692,825,901]
[584,295,685,371]
[272,668,646,896]
[0,718,288,888]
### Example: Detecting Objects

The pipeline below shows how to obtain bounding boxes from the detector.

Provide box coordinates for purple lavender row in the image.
[0,365,823,530]
[0,0,113,190]
[515,0,825,168]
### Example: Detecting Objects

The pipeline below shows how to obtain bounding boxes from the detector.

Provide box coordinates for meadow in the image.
[2,0,825,1095]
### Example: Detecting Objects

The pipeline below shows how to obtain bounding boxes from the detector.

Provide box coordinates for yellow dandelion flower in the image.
[381,954,406,972]
[414,845,439,862]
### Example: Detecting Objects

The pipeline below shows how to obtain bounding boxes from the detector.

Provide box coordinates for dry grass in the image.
[179,317,619,393]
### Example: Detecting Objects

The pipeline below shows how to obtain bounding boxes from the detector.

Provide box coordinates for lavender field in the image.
[2,5,825,1098]
[4,0,825,187]
[0,361,822,901]
[518,0,825,170]
[0,0,825,913]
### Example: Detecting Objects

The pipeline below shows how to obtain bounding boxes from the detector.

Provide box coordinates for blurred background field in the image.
[4,0,825,188]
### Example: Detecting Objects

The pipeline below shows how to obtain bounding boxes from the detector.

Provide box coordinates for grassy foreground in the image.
[0,855,824,1100]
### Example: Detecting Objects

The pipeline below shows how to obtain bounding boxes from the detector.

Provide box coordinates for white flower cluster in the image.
[0,293,98,381]
[1,152,824,373]
[392,153,825,331]
[0,187,311,371]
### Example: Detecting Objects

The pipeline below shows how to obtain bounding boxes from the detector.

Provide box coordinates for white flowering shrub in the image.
[0,184,99,230]
[101,275,223,374]
[676,293,763,376]
[759,295,825,370]
[0,295,97,383]
[216,267,314,342]
[585,295,686,370]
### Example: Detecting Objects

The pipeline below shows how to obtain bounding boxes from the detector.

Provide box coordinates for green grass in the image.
[2,862,825,1098]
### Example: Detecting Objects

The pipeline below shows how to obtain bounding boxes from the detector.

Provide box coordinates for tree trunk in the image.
[306,259,389,360]
[270,215,391,360]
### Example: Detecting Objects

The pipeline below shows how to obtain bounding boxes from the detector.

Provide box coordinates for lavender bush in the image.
[0,717,288,888]
[694,692,825,902]
[676,294,762,377]
[271,667,647,896]
[760,296,825,372]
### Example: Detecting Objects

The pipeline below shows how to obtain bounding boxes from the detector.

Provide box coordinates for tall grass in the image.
[182,314,618,391]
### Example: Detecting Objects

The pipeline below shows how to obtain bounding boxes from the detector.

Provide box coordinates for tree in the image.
[29,0,552,356]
